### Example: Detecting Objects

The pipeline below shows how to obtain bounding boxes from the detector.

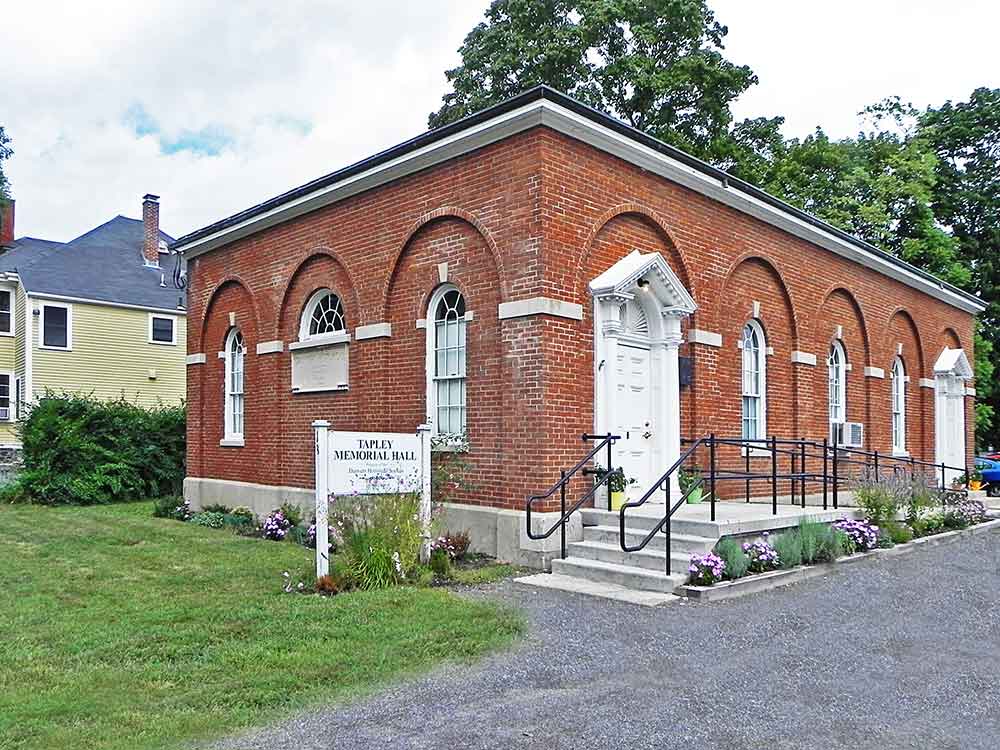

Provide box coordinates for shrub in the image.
[825,529,851,560]
[315,575,340,596]
[886,522,914,545]
[833,518,879,552]
[943,511,969,531]
[278,502,304,529]
[853,476,905,527]
[153,496,191,521]
[430,548,452,578]
[201,503,231,514]
[906,482,938,525]
[772,531,803,569]
[190,511,226,529]
[230,506,255,522]
[688,552,726,586]
[260,509,292,541]
[431,530,471,561]
[332,491,425,578]
[951,498,987,526]
[798,519,826,564]
[742,534,779,573]
[11,394,185,505]
[345,529,401,589]
[713,537,749,580]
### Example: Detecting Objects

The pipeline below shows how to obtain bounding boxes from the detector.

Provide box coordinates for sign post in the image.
[312,420,331,579]
[312,421,433,577]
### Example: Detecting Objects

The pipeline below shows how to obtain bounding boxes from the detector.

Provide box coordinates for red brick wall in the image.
[186,125,977,512]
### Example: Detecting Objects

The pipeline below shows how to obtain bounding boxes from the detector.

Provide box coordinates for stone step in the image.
[581,508,724,539]
[583,524,716,556]
[567,540,693,575]
[514,573,680,608]
[550,556,686,594]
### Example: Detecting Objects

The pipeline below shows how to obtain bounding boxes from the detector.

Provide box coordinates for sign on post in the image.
[312,421,432,579]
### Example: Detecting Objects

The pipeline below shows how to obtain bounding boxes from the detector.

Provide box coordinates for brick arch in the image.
[717,255,800,440]
[380,207,504,320]
[277,250,360,340]
[200,276,260,351]
[941,327,963,351]
[575,204,695,300]
[719,254,799,345]
[817,286,871,367]
[886,308,925,377]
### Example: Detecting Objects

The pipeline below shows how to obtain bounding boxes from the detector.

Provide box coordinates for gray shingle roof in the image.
[0,216,186,312]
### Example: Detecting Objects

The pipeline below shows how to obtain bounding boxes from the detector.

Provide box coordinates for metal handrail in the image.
[525,433,620,559]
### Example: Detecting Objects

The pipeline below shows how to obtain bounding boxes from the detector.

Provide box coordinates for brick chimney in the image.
[0,200,14,248]
[142,193,160,266]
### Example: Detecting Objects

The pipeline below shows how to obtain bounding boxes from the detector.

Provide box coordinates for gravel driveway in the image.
[215,530,1000,750]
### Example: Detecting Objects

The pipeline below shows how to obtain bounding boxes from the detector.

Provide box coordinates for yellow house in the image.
[0,195,186,451]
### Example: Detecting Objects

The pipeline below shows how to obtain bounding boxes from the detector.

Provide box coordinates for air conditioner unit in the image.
[0,408,10,422]
[839,422,864,448]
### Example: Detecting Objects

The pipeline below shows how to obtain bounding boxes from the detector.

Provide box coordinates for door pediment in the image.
[933,347,973,379]
[589,250,696,315]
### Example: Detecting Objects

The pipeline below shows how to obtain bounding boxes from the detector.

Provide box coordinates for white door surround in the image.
[933,347,972,483]
[590,250,697,499]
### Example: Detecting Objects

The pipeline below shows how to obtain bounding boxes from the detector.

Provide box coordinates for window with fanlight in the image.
[299,289,346,340]
[828,340,847,443]
[224,328,246,441]
[427,285,467,436]
[740,320,766,441]
[891,356,906,454]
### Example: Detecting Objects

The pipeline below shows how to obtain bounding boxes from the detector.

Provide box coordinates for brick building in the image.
[174,87,983,563]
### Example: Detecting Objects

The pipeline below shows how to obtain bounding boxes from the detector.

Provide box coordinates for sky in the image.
[2,0,997,242]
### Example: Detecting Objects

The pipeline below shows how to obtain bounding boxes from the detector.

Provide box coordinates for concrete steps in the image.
[567,540,695,575]
[550,556,687,593]
[580,508,725,540]
[583,524,715,556]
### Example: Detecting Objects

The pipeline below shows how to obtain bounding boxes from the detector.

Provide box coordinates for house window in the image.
[0,374,10,421]
[428,285,466,436]
[224,328,245,441]
[828,341,847,444]
[40,303,71,349]
[0,290,11,335]
[891,357,906,454]
[740,320,766,441]
[149,314,176,344]
[300,290,346,340]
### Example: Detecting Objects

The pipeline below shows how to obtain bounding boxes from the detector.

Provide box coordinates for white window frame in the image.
[0,289,13,336]
[298,289,347,342]
[148,313,178,345]
[425,284,467,440]
[222,328,245,445]
[14,376,21,421]
[740,320,767,443]
[828,340,847,444]
[0,372,12,422]
[891,356,907,455]
[39,301,72,351]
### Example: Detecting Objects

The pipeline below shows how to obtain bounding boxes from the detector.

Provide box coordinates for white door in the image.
[936,373,967,481]
[614,344,652,495]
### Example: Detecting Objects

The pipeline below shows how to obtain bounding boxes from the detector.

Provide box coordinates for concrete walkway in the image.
[214,529,1000,750]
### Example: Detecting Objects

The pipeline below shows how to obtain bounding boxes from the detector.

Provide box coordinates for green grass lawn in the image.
[0,502,523,750]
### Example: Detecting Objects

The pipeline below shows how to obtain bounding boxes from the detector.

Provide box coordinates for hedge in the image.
[4,394,185,505]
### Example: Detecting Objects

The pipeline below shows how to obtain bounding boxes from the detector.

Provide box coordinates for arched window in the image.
[828,340,847,443]
[299,289,346,340]
[891,357,906,454]
[428,285,466,436]
[224,328,246,441]
[740,320,766,441]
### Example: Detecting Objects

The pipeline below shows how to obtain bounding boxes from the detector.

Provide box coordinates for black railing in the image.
[525,433,620,559]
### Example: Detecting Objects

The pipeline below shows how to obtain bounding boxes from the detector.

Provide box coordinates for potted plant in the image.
[969,467,984,492]
[598,467,634,511]
[952,472,968,491]
[679,466,704,504]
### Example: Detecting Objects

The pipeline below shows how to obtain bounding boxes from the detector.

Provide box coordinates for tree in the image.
[429,0,775,170]
[918,88,1000,446]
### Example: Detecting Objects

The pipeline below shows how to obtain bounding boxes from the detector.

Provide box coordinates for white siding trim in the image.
[288,331,350,351]
[148,313,178,345]
[24,292,32,403]
[186,353,207,365]
[38,300,73,351]
[255,340,284,355]
[919,378,936,389]
[864,366,885,379]
[791,350,817,366]
[687,329,722,347]
[355,322,392,340]
[498,297,584,321]
[28,291,186,316]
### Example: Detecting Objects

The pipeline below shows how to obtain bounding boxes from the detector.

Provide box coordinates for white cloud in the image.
[3,1,997,241]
